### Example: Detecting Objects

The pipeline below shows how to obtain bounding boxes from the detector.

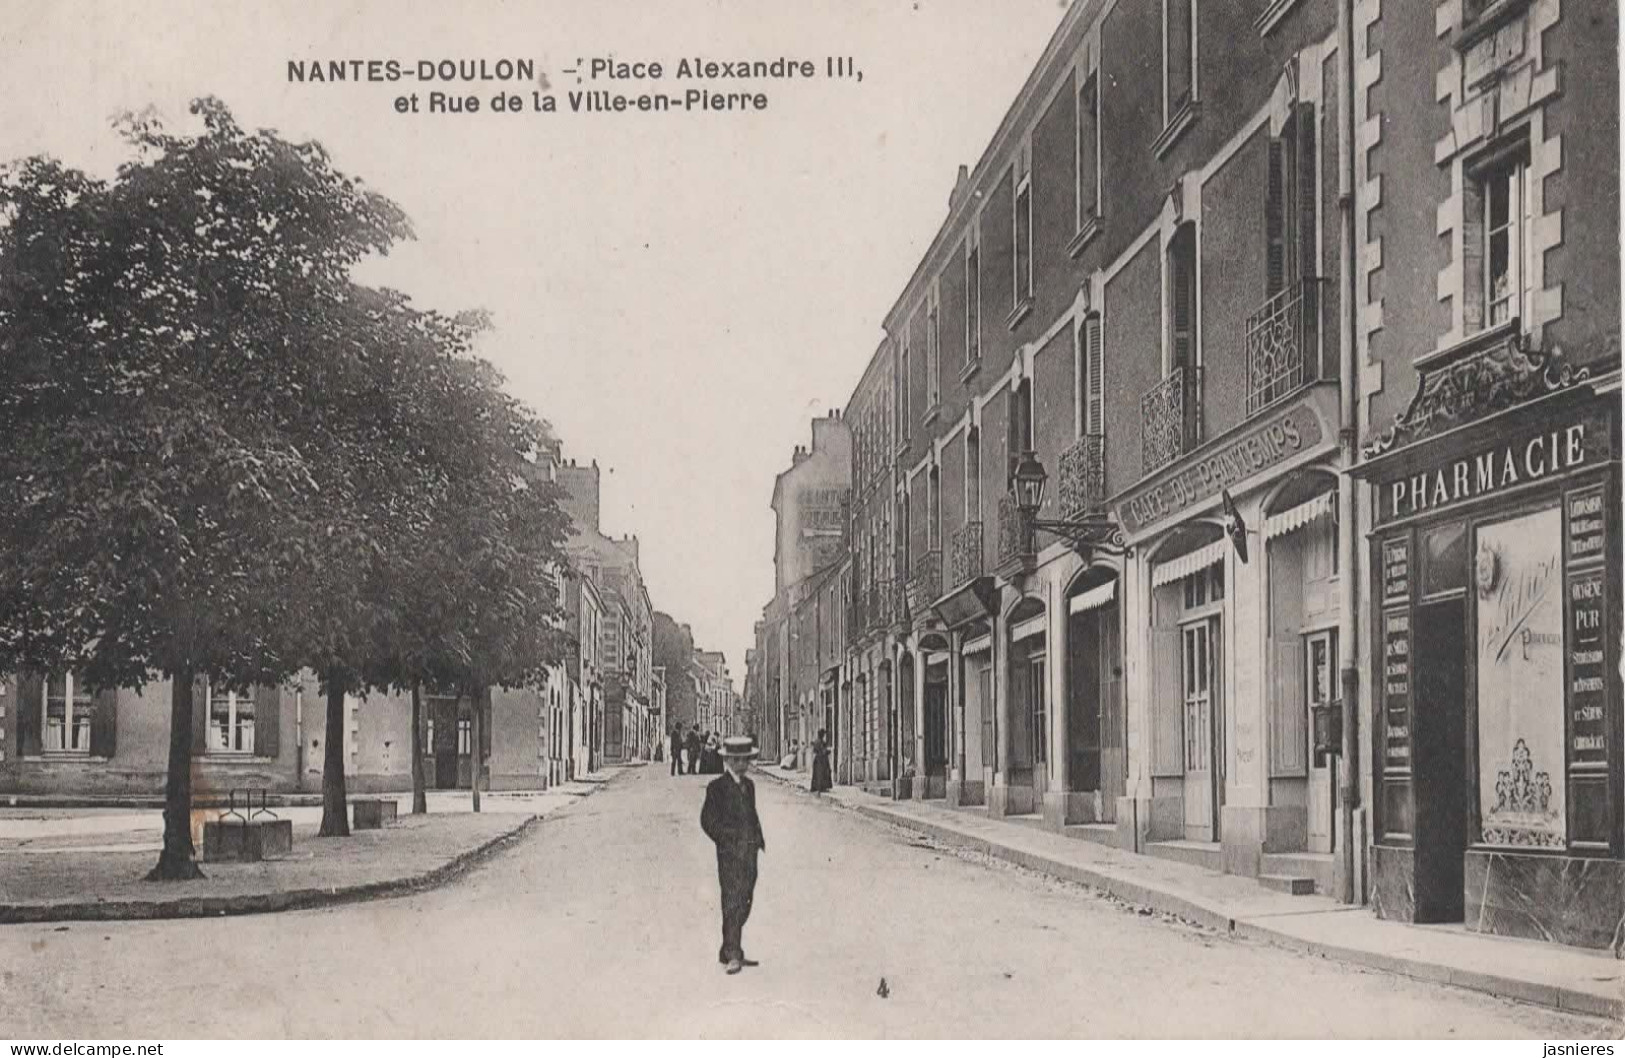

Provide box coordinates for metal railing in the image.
[906,549,943,611]
[948,520,984,586]
[996,492,1030,566]
[1141,365,1201,475]
[1058,434,1107,521]
[1245,278,1324,417]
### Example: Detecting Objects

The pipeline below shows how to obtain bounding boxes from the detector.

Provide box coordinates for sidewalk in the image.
[754,764,1623,1021]
[0,779,619,924]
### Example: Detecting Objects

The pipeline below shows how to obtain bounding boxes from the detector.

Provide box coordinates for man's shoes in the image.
[725,959,743,975]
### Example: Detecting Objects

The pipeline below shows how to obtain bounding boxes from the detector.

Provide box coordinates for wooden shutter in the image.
[1150,629,1185,776]
[1171,237,1194,370]
[1085,315,1104,436]
[256,683,281,759]
[1266,138,1287,296]
[480,693,493,759]
[90,685,118,758]
[16,671,42,757]
[1296,103,1318,282]
[191,674,208,754]
[1268,638,1308,777]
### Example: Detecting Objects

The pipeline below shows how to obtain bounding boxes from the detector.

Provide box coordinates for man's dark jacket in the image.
[700,772,766,854]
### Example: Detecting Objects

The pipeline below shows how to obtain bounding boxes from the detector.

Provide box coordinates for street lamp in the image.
[1010,449,1129,557]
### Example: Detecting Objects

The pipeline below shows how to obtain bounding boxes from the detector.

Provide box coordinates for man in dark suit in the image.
[684,725,703,775]
[669,724,683,776]
[700,735,766,974]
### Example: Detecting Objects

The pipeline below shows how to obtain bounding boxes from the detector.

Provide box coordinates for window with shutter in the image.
[1166,0,1195,115]
[1084,314,1104,436]
[965,238,982,364]
[1266,138,1287,296]
[1013,141,1033,309]
[1169,225,1196,372]
[1296,103,1318,281]
[1078,75,1100,225]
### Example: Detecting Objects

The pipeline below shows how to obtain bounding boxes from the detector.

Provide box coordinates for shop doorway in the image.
[924,664,949,783]
[1181,617,1223,842]
[1065,574,1124,822]
[1413,595,1467,922]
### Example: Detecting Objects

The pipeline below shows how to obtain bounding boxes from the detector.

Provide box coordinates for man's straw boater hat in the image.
[721,735,758,758]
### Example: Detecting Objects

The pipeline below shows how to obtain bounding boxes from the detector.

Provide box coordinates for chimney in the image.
[949,163,970,209]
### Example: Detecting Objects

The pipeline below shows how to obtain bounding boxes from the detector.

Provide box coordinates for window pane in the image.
[1488,172,1510,230]
[46,674,67,751]
[1421,521,1468,595]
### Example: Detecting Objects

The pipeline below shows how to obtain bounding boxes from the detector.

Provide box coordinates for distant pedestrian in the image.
[810,728,832,794]
[669,724,683,776]
[685,725,703,775]
[700,735,766,974]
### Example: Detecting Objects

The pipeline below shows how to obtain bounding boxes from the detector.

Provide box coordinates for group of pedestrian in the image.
[668,723,725,776]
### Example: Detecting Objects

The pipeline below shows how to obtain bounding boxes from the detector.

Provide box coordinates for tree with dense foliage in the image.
[0,97,568,872]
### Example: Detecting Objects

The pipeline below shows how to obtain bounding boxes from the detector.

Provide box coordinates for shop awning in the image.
[1068,580,1117,615]
[1010,614,1047,642]
[1264,491,1336,541]
[963,634,992,655]
[1151,539,1227,588]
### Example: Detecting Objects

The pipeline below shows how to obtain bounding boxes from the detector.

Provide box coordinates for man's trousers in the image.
[715,846,758,963]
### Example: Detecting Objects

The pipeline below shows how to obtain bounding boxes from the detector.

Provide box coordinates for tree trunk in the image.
[470,686,482,813]
[318,675,350,836]
[411,680,427,814]
[148,666,205,880]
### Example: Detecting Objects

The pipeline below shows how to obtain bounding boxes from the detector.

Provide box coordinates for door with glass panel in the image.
[1181,618,1221,842]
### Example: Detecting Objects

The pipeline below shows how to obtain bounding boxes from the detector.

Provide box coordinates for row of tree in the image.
[0,99,571,879]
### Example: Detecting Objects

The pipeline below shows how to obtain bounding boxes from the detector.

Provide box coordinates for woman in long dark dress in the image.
[810,728,833,793]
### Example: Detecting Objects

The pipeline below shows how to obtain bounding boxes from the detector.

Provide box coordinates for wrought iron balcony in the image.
[1140,365,1201,475]
[1246,278,1325,417]
[906,549,943,611]
[948,520,985,587]
[1057,434,1106,521]
[996,492,1032,567]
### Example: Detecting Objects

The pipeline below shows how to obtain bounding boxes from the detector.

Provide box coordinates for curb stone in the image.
[0,781,612,926]
[754,769,1623,1022]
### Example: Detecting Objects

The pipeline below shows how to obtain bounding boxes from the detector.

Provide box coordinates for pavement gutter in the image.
[752,766,1623,1022]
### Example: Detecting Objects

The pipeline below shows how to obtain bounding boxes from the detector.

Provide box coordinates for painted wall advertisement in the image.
[1475,506,1566,848]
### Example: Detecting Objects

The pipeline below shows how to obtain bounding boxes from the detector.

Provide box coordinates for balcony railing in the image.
[906,549,943,611]
[1058,434,1107,521]
[996,492,1031,566]
[948,520,985,587]
[1246,278,1325,417]
[1141,365,1201,475]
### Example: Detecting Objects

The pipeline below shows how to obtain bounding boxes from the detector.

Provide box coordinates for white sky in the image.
[2,0,1071,676]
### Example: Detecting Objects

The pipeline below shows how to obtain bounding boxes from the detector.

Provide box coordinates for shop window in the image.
[206,681,256,755]
[43,672,93,754]
[1182,621,1214,771]
[1305,629,1339,765]
[1030,655,1048,765]
[1421,521,1468,597]
[1183,563,1224,609]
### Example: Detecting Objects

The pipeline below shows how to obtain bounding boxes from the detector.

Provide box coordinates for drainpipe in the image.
[1336,0,1362,906]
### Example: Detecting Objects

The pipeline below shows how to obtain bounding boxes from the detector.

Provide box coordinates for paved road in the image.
[0,766,1612,1038]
